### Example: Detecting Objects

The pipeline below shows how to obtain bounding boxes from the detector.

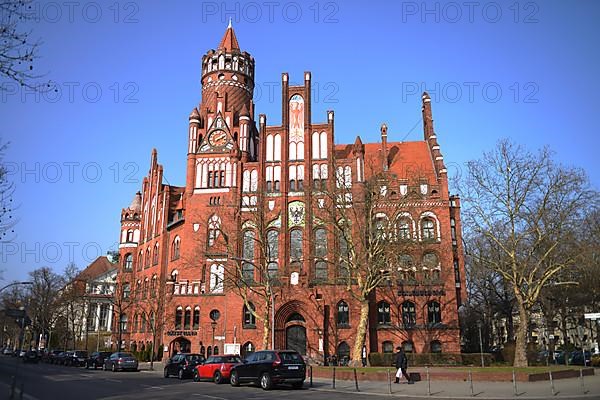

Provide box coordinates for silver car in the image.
[103,352,139,372]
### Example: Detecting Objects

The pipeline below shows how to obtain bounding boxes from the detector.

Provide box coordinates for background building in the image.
[114,24,467,363]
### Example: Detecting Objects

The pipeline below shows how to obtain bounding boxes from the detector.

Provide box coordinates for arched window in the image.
[213,346,219,355]
[242,230,255,282]
[184,307,191,329]
[123,254,133,271]
[145,249,150,268]
[137,251,143,271]
[151,275,157,297]
[336,300,349,327]
[149,312,155,331]
[193,307,200,329]
[402,301,416,327]
[140,314,146,333]
[126,229,134,242]
[402,340,414,353]
[207,346,212,357]
[266,134,274,161]
[152,244,159,265]
[243,170,251,192]
[142,278,149,299]
[428,301,442,325]
[336,342,350,362]
[422,218,436,240]
[243,303,256,327]
[208,215,221,247]
[315,261,328,281]
[377,301,391,325]
[171,236,181,260]
[175,307,183,329]
[242,342,254,358]
[396,218,411,240]
[133,313,139,332]
[382,341,394,353]
[314,228,327,258]
[430,340,442,353]
[290,229,303,262]
[266,230,279,261]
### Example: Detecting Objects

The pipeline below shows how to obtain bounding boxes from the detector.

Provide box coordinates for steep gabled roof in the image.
[218,20,240,52]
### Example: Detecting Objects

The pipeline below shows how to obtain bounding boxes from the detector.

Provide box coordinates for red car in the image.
[194,354,242,384]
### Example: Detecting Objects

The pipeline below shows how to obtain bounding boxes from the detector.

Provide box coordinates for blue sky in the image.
[1,0,599,282]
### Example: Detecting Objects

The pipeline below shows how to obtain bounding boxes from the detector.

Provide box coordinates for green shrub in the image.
[461,353,493,366]
[368,352,464,366]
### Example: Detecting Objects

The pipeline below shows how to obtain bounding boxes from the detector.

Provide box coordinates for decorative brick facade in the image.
[114,24,467,362]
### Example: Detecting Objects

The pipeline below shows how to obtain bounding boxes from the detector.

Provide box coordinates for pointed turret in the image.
[218,19,240,52]
[129,191,142,212]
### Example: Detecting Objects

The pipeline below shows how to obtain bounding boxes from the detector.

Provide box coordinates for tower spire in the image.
[218,20,240,52]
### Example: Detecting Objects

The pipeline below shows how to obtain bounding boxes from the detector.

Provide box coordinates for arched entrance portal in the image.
[169,337,191,358]
[274,302,308,355]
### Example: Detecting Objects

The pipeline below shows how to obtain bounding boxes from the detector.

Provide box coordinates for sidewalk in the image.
[308,373,600,399]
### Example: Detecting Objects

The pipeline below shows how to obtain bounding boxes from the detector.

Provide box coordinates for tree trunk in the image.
[262,310,270,350]
[514,302,529,367]
[351,300,370,366]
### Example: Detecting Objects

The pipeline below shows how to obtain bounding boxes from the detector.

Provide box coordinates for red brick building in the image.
[115,24,467,363]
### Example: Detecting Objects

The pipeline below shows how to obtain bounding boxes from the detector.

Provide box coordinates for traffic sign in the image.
[584,313,600,320]
[4,309,25,318]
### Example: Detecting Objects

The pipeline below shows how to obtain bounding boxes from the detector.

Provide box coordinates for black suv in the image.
[163,353,205,379]
[85,351,113,369]
[65,350,88,366]
[229,350,305,390]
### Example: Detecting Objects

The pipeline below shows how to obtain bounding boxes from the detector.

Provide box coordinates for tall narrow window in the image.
[243,303,256,327]
[171,236,181,260]
[315,261,328,281]
[242,230,255,282]
[153,244,159,265]
[193,307,200,329]
[175,307,182,329]
[209,264,224,293]
[428,301,441,325]
[290,229,303,262]
[336,300,349,327]
[208,215,221,247]
[124,254,133,271]
[266,230,279,261]
[397,218,411,240]
[377,301,391,325]
[402,301,416,327]
[184,308,191,329]
[314,228,327,258]
[338,231,350,278]
[422,218,436,240]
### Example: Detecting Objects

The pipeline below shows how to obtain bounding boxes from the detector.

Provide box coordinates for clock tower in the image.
[185,21,258,196]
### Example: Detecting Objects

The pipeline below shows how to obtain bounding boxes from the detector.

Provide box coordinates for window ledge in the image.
[242,324,256,329]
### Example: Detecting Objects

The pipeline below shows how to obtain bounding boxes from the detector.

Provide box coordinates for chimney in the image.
[381,123,388,171]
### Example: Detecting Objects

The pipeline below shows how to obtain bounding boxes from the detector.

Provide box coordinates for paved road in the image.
[1,356,598,400]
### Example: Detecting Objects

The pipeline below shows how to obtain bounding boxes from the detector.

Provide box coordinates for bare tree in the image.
[460,139,598,366]
[26,266,65,349]
[0,0,51,90]
[320,160,429,365]
[0,141,17,244]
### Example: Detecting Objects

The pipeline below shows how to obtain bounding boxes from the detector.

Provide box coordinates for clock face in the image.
[208,130,228,147]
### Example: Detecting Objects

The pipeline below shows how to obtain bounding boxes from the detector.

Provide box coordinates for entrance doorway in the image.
[169,337,191,357]
[285,313,306,355]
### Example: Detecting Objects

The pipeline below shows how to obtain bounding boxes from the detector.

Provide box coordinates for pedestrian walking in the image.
[394,346,412,384]
[361,345,368,367]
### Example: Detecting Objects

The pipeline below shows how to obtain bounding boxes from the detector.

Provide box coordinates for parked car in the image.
[56,351,73,365]
[164,353,205,379]
[3,348,13,355]
[42,350,61,363]
[103,352,138,372]
[85,351,113,369]
[569,350,591,366]
[194,354,242,383]
[229,350,305,390]
[23,350,39,363]
[65,350,88,366]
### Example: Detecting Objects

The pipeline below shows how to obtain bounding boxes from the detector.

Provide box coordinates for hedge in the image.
[368,352,493,366]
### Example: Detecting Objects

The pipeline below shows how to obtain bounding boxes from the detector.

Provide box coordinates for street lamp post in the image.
[211,321,217,349]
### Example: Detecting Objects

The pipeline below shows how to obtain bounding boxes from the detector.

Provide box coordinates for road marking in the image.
[103,378,122,383]
[141,384,164,390]
[193,395,228,400]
